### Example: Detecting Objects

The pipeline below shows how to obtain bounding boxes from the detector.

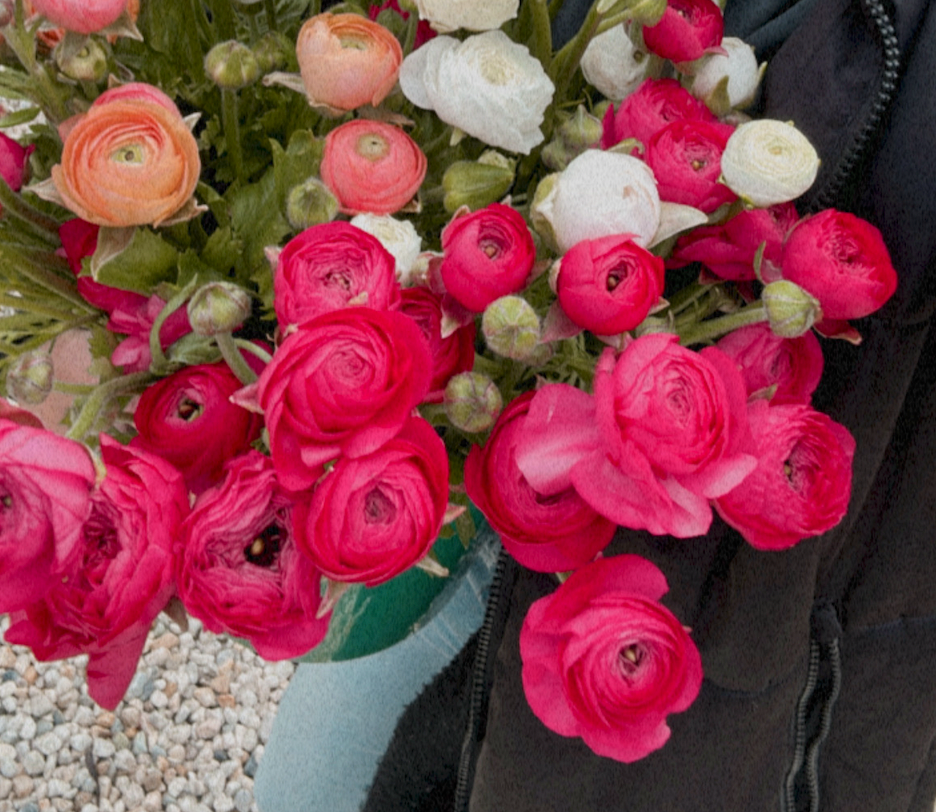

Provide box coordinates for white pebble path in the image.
[0,614,295,812]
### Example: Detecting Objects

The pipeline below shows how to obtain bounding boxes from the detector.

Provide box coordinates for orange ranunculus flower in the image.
[296,13,403,111]
[320,119,427,215]
[50,97,200,228]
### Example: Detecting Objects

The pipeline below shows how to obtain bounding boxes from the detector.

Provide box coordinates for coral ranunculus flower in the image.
[320,119,427,215]
[51,97,200,228]
[296,13,402,111]
[30,0,127,34]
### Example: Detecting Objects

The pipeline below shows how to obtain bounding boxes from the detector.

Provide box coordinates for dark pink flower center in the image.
[618,643,645,678]
[364,488,397,525]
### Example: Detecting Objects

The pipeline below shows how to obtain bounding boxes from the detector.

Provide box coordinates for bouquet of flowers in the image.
[0,0,897,762]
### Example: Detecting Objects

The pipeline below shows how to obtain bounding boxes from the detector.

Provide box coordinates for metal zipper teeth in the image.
[453,546,512,812]
[783,639,821,812]
[807,0,902,213]
[803,639,843,812]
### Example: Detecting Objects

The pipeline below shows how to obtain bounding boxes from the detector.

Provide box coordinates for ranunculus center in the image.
[364,488,397,525]
[176,396,204,421]
[112,143,145,165]
[606,263,630,291]
[322,269,353,291]
[830,235,861,266]
[618,644,645,677]
[244,524,283,567]
[339,34,369,51]
[356,133,390,162]
[665,380,693,424]
[480,56,514,86]
[783,440,816,493]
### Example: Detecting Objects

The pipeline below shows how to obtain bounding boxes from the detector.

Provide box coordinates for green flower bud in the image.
[444,372,503,434]
[56,40,108,83]
[6,352,53,406]
[626,0,667,26]
[542,106,604,172]
[286,177,340,231]
[762,280,822,338]
[205,41,261,90]
[252,31,292,75]
[529,173,560,254]
[482,296,541,361]
[442,159,515,214]
[187,281,253,337]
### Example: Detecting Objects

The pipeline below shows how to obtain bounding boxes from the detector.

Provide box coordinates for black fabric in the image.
[364,0,936,810]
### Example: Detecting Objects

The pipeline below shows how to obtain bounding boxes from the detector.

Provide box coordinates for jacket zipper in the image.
[453,547,514,812]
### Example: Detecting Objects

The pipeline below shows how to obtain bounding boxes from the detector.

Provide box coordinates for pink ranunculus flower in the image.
[521,554,703,762]
[131,361,264,495]
[274,221,401,328]
[601,78,716,151]
[294,416,449,586]
[176,451,331,660]
[257,307,433,491]
[667,201,798,281]
[439,203,536,313]
[465,392,616,573]
[4,438,188,708]
[715,401,855,550]
[399,285,476,403]
[320,119,427,215]
[0,131,34,196]
[716,322,824,404]
[778,209,898,320]
[515,334,756,538]
[30,0,126,34]
[556,235,665,335]
[642,0,724,64]
[107,294,194,372]
[645,119,737,213]
[0,420,95,613]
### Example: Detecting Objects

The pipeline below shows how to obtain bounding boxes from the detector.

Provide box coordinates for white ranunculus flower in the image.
[721,120,820,207]
[350,213,423,285]
[533,149,661,253]
[399,31,554,155]
[580,23,650,102]
[691,37,764,111]
[415,0,519,33]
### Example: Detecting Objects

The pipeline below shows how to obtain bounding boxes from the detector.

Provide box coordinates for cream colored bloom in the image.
[581,24,650,102]
[532,149,661,253]
[415,0,519,33]
[399,31,554,155]
[350,213,423,285]
[691,37,764,112]
[721,120,820,206]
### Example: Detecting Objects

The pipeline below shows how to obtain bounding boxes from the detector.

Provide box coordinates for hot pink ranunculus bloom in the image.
[521,554,703,762]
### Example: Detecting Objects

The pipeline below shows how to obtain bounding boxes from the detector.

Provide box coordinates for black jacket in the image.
[364,1,936,810]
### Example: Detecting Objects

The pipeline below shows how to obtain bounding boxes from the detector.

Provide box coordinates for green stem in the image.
[530,0,553,72]
[233,338,273,365]
[678,302,768,347]
[401,8,419,56]
[65,371,155,442]
[149,278,198,373]
[262,0,278,31]
[216,331,257,385]
[0,244,96,314]
[222,88,245,184]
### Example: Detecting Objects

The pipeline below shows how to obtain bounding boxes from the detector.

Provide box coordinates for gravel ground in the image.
[0,614,295,812]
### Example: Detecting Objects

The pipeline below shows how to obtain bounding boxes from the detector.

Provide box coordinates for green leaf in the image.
[271,129,324,208]
[90,227,181,294]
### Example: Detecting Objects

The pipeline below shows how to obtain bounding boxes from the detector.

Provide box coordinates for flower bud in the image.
[482,295,541,361]
[691,37,764,115]
[443,158,515,213]
[6,351,53,405]
[625,0,667,26]
[762,280,822,338]
[205,41,261,90]
[187,281,252,336]
[252,31,292,75]
[444,371,503,434]
[542,105,605,171]
[286,177,340,231]
[56,40,108,83]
